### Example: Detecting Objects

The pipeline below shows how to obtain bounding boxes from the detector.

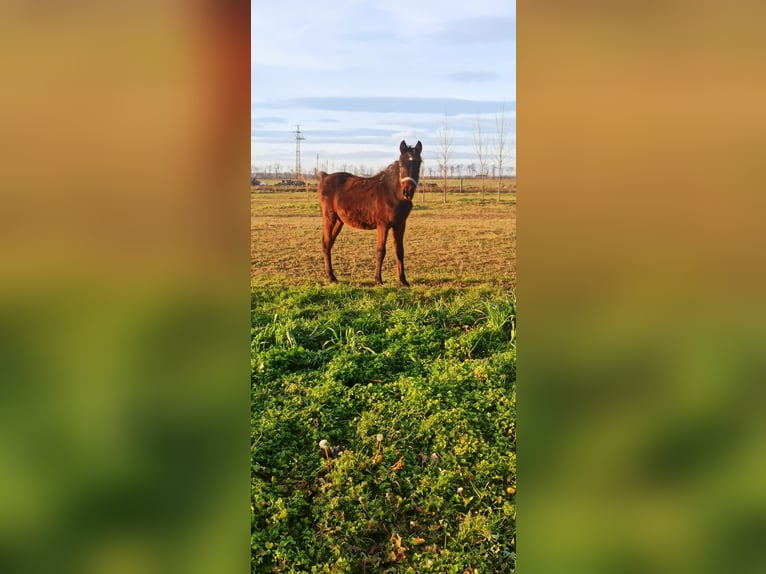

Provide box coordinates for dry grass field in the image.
[251,187,516,288]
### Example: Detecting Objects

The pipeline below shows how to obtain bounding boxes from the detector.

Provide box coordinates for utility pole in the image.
[294,125,305,180]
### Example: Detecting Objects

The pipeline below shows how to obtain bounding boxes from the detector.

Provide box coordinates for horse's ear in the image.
[400,140,407,154]
[414,141,422,154]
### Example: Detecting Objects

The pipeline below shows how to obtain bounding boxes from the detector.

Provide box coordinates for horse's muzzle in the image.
[401,177,418,200]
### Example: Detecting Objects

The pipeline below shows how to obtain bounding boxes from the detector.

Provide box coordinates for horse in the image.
[317,140,423,286]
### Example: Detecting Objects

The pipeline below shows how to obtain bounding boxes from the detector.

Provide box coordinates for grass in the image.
[252,191,516,572]
[251,191,515,289]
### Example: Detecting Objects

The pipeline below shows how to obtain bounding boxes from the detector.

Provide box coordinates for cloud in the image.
[448,71,499,83]
[251,127,399,143]
[429,16,515,45]
[251,116,288,125]
[253,97,514,115]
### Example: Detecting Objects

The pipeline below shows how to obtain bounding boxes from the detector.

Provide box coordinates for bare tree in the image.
[494,103,511,202]
[437,113,453,203]
[473,116,489,201]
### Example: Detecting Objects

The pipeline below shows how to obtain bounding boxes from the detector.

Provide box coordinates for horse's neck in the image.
[380,163,398,185]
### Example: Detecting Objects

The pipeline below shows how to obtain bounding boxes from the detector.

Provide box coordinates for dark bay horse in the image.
[317,140,423,286]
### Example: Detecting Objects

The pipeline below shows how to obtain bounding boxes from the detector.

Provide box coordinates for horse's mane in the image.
[368,162,398,183]
[318,162,398,183]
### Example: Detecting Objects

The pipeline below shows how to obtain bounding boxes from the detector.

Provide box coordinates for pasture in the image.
[251,188,516,288]
[251,188,516,572]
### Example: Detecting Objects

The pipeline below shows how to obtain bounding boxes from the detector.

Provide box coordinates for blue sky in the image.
[251,0,515,176]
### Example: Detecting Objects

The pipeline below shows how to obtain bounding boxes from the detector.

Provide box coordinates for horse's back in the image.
[319,171,354,185]
[318,172,357,203]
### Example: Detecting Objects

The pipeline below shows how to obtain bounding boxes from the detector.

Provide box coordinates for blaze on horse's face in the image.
[398,140,423,200]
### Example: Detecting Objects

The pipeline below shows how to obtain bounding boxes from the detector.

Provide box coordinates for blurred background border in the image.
[520,2,766,574]
[0,2,250,573]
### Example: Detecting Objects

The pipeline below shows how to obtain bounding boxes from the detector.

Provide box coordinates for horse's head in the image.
[398,140,422,200]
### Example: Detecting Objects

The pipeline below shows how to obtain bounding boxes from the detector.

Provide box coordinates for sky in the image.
[251,0,516,177]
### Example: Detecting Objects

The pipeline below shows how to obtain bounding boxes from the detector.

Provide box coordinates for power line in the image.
[294,125,305,180]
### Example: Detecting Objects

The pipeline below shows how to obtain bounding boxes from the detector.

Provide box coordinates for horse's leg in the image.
[392,222,410,287]
[322,215,343,283]
[374,225,389,285]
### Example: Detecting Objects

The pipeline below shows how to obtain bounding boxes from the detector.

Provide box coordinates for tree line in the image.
[436,104,512,203]
[252,104,515,203]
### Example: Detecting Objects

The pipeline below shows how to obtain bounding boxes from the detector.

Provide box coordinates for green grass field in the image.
[252,191,516,572]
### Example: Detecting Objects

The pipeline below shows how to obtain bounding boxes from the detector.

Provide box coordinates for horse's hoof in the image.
[399,280,411,288]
